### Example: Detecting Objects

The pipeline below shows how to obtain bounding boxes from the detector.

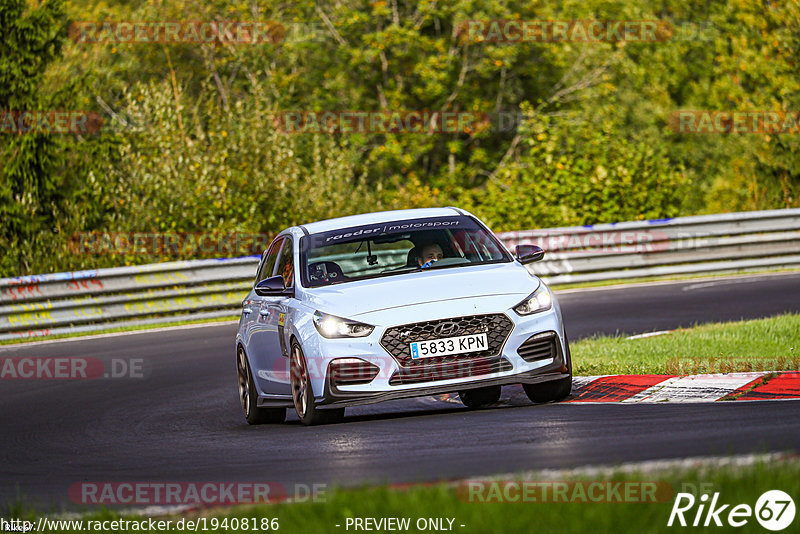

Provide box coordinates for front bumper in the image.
[320,343,569,408]
[303,304,570,408]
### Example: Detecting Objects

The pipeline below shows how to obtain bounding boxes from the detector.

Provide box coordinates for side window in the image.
[275,238,295,288]
[256,238,283,284]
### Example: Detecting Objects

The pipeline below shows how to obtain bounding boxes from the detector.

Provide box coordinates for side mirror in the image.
[515,244,545,264]
[254,275,293,297]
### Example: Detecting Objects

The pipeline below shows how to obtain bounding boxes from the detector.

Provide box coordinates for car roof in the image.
[298,207,467,235]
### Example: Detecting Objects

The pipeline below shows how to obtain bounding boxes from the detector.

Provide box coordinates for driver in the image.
[416,243,444,268]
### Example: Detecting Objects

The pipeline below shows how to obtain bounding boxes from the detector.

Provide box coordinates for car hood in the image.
[302,262,538,320]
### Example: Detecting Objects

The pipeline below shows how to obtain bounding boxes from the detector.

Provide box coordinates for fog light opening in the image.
[329,358,380,385]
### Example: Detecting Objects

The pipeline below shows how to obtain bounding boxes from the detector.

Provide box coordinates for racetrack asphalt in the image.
[2,272,799,509]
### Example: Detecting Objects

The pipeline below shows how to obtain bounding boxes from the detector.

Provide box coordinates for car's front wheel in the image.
[522,334,573,403]
[523,376,572,403]
[458,385,501,408]
[290,341,345,426]
[237,347,286,424]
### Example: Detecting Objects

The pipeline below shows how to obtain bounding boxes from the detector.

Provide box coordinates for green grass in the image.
[6,457,800,533]
[572,313,800,376]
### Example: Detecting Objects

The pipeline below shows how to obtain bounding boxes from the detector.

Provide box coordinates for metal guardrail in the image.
[498,208,800,284]
[0,258,259,341]
[1,208,798,341]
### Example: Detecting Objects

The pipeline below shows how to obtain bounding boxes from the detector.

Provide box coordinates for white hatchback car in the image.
[236,208,571,425]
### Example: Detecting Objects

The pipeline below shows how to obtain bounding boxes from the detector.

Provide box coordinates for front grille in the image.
[517,331,558,362]
[380,313,514,368]
[389,357,513,385]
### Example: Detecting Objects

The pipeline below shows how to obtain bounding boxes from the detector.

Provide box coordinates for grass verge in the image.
[6,456,799,533]
[572,313,800,376]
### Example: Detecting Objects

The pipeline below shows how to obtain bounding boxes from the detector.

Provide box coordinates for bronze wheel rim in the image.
[291,344,308,418]
[237,348,250,416]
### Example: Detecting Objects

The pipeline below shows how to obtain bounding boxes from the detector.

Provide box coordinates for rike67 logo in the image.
[668,490,796,531]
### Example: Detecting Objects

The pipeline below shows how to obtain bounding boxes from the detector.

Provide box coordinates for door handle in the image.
[259,309,270,317]
[242,307,252,315]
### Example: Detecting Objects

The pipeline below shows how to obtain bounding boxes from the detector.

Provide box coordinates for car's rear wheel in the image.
[522,334,573,403]
[237,347,286,424]
[458,385,502,408]
[290,341,345,426]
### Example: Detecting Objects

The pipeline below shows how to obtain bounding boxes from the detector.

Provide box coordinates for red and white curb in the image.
[569,371,800,403]
[437,371,800,405]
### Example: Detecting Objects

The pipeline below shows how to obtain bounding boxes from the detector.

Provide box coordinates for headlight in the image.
[313,311,374,338]
[513,283,552,316]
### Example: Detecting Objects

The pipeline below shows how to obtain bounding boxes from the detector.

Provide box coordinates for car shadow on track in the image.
[285,400,547,426]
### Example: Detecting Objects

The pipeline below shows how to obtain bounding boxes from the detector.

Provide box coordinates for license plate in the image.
[409,333,488,359]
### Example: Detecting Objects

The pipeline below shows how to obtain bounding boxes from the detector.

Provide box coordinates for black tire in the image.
[523,376,572,403]
[458,385,502,408]
[522,334,573,404]
[237,347,286,425]
[290,342,345,426]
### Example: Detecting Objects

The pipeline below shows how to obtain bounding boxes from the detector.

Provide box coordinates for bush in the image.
[462,110,689,231]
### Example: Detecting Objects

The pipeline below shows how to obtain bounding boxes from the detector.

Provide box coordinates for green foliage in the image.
[0,0,65,108]
[1,0,79,274]
[462,110,688,230]
[2,0,799,276]
[99,79,372,233]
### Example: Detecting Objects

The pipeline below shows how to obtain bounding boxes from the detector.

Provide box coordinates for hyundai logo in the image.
[433,321,460,337]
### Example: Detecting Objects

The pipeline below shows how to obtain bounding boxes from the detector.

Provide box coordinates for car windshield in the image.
[300,215,512,287]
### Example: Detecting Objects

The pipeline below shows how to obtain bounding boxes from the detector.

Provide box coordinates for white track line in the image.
[0,320,238,350]
[626,330,674,340]
[553,270,800,294]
